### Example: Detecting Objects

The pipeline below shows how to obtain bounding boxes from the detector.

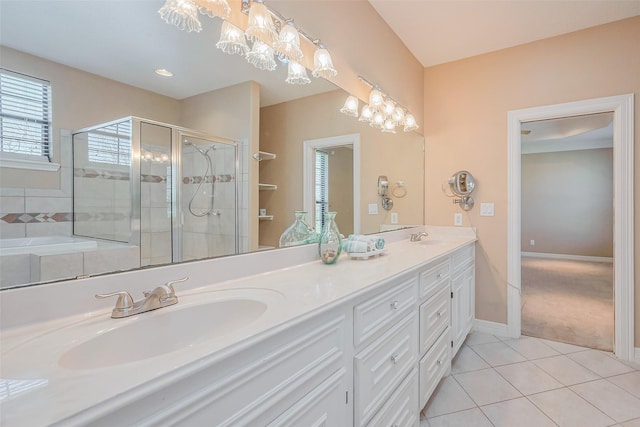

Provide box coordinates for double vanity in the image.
[0,226,476,426]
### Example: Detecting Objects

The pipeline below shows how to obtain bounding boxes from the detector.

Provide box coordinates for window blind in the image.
[314,150,329,233]
[87,120,131,166]
[0,69,52,159]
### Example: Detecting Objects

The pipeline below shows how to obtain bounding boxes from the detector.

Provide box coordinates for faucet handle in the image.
[165,277,189,294]
[95,291,134,310]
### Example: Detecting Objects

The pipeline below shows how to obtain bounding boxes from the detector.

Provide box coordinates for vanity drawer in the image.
[354,276,418,348]
[419,327,451,408]
[355,313,418,427]
[419,260,449,302]
[419,286,450,354]
[451,244,474,273]
[366,368,419,427]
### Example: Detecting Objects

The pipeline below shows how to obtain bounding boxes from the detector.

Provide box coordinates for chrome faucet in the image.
[96,277,188,318]
[410,232,429,242]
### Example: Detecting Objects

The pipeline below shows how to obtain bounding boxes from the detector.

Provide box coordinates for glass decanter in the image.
[278,211,316,247]
[318,211,342,264]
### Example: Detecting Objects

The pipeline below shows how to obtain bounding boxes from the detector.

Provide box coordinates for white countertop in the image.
[0,227,475,426]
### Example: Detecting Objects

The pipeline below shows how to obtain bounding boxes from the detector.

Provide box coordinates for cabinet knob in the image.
[437,310,443,317]
[390,300,399,310]
[390,354,399,364]
[437,273,444,279]
[437,358,443,365]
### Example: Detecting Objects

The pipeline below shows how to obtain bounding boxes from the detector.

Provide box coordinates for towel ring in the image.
[392,181,407,198]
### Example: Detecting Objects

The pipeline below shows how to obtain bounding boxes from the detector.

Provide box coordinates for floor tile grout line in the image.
[564,383,623,424]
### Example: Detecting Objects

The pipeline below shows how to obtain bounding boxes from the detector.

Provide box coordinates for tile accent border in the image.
[1,212,72,224]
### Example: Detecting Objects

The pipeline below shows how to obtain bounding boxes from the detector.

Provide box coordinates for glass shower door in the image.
[175,133,238,262]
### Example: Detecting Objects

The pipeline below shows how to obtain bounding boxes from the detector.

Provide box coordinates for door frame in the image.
[507,94,634,360]
[303,133,360,234]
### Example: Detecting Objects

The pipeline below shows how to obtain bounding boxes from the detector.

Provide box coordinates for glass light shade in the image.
[404,113,419,132]
[312,47,337,78]
[392,106,405,123]
[340,96,359,117]
[371,111,385,129]
[369,89,384,109]
[245,1,277,44]
[382,119,396,133]
[359,104,373,122]
[158,0,202,33]
[216,21,250,56]
[246,40,277,71]
[274,22,303,62]
[286,61,311,85]
[383,99,395,115]
[194,0,230,18]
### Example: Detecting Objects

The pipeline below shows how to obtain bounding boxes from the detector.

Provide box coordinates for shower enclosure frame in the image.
[172,128,239,263]
[72,116,240,265]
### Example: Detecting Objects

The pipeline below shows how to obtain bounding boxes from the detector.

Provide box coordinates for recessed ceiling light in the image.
[154,68,173,77]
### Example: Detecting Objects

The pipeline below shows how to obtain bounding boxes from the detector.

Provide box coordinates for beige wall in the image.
[423,16,640,345]
[329,147,354,235]
[0,46,181,188]
[259,89,424,248]
[522,148,613,257]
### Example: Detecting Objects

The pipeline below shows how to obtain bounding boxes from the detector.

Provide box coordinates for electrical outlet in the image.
[480,202,495,217]
[530,240,535,246]
[391,212,398,224]
[454,213,463,226]
[368,203,378,215]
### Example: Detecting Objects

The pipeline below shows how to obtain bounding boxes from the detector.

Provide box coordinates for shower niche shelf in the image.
[258,183,277,191]
[253,151,276,162]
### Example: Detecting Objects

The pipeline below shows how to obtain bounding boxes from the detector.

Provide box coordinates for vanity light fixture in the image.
[312,42,337,79]
[216,21,250,56]
[274,20,303,62]
[194,0,230,19]
[154,68,174,77]
[245,0,278,44]
[246,40,277,71]
[340,95,359,117]
[158,0,202,33]
[340,76,420,134]
[286,61,311,85]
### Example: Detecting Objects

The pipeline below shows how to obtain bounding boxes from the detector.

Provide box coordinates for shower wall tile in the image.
[141,182,151,208]
[33,252,84,283]
[141,208,151,233]
[150,231,171,258]
[150,256,171,266]
[1,196,25,213]
[140,232,151,259]
[26,222,72,237]
[0,188,25,197]
[0,222,26,239]
[0,254,31,288]
[83,246,140,276]
[26,197,72,213]
[149,208,171,232]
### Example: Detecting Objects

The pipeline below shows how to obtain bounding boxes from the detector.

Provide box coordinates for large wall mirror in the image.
[0,0,424,289]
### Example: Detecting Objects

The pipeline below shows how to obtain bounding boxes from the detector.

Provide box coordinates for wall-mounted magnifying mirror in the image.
[447,170,476,211]
[378,175,394,210]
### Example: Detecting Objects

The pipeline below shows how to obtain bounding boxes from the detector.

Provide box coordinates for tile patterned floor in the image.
[421,332,640,427]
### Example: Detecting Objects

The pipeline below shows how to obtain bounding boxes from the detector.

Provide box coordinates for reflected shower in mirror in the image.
[0,0,424,289]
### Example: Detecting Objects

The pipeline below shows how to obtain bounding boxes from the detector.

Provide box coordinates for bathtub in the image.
[0,236,98,256]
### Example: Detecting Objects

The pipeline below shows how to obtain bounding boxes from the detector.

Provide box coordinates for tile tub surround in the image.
[421,333,640,427]
[0,226,475,426]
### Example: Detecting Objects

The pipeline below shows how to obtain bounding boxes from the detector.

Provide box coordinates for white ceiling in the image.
[369,0,640,67]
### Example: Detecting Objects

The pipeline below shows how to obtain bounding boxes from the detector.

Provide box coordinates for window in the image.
[0,69,52,160]
[314,150,329,233]
[87,120,131,166]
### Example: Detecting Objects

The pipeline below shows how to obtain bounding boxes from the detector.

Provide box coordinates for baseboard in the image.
[473,319,511,338]
[635,347,640,364]
[521,252,613,263]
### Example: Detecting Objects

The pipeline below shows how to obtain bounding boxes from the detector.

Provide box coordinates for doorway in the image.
[506,94,634,360]
[520,113,614,351]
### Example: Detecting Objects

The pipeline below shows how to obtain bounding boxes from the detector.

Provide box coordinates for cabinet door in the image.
[451,264,474,356]
[267,368,350,427]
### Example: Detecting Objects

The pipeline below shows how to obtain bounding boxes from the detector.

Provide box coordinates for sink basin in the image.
[59,297,269,370]
[419,239,441,245]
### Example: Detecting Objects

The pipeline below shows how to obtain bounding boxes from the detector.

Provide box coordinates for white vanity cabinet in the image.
[85,309,352,427]
[450,243,475,356]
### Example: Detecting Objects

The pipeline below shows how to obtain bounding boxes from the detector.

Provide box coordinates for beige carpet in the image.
[521,256,614,351]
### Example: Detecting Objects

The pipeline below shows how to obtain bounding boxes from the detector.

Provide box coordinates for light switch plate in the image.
[368,203,378,215]
[390,212,398,224]
[480,202,495,217]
